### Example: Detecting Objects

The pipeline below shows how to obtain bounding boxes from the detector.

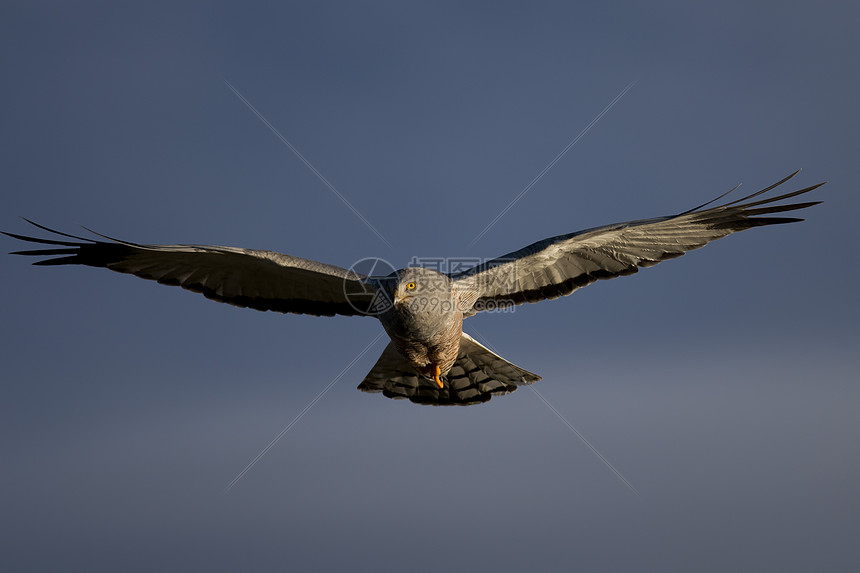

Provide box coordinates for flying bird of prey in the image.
[4,171,823,405]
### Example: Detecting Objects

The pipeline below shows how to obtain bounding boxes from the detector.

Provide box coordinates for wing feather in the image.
[453,172,824,314]
[4,222,376,317]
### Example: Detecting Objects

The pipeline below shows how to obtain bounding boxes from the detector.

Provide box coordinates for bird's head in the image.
[391,267,452,307]
[375,266,459,339]
[372,267,459,339]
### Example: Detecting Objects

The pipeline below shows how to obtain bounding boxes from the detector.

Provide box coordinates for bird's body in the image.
[377,267,467,385]
[4,171,824,405]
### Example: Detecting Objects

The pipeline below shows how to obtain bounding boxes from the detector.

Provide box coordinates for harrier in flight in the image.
[5,171,823,405]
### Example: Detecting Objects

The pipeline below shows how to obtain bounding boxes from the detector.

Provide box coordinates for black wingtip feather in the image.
[32,256,86,266]
[9,248,78,256]
[20,218,96,243]
[3,230,83,247]
[749,217,806,226]
[721,169,803,208]
[744,201,822,217]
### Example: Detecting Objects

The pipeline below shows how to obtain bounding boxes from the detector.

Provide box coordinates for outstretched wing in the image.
[3,221,376,317]
[452,171,824,315]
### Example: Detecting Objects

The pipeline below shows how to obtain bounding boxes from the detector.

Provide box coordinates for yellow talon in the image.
[432,364,443,388]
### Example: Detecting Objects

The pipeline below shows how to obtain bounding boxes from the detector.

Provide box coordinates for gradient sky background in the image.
[2,2,858,571]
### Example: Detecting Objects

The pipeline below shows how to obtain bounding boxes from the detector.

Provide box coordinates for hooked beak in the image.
[391,285,403,306]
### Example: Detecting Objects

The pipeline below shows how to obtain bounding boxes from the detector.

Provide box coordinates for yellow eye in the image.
[406,282,417,290]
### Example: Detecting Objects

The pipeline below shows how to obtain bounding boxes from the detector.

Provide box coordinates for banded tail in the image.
[358,333,540,406]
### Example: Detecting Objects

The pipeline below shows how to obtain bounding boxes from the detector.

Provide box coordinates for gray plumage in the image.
[3,171,824,405]
[359,333,540,406]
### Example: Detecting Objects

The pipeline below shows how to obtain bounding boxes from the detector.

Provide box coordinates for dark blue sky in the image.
[2,2,858,571]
